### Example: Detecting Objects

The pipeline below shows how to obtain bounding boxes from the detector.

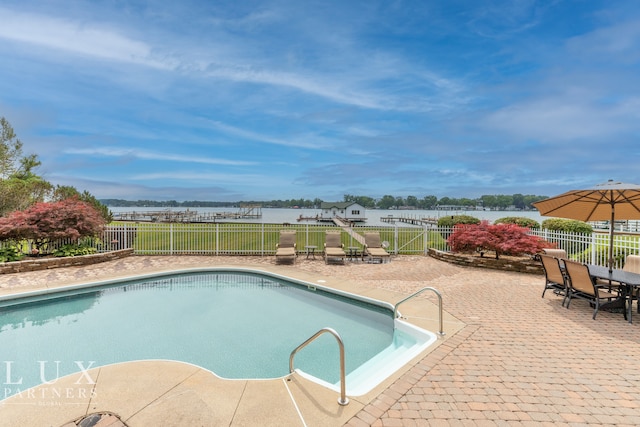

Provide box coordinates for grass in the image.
[108,222,443,255]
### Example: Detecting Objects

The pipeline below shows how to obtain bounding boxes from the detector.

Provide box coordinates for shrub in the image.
[0,246,23,263]
[0,198,106,253]
[437,215,481,227]
[448,222,553,259]
[494,216,540,229]
[541,218,593,234]
[53,243,97,257]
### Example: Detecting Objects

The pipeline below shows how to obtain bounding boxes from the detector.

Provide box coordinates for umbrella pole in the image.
[609,204,615,273]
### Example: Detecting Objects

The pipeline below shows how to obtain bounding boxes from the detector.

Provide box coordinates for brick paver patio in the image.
[2,254,640,426]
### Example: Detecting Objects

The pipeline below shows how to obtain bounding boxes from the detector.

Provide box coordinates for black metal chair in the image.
[564,260,618,320]
[539,254,568,305]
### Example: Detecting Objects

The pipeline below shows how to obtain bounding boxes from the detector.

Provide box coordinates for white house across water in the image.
[319,202,366,222]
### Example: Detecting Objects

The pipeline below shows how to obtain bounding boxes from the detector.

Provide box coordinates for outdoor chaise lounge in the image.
[275,230,297,264]
[539,254,567,304]
[364,232,390,263]
[564,259,618,319]
[324,231,346,264]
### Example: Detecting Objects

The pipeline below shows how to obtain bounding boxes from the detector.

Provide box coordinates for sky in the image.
[1,0,639,202]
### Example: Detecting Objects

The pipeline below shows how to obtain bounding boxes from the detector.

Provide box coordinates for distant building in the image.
[319,202,366,222]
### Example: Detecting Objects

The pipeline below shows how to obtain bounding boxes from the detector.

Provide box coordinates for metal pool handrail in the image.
[393,287,445,337]
[289,327,349,406]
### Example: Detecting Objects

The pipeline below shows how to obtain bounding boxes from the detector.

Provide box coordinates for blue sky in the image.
[1,0,639,202]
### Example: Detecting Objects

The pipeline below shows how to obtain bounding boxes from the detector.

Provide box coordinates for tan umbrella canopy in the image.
[533,180,640,271]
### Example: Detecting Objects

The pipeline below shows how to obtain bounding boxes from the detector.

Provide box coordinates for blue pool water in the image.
[0,270,436,398]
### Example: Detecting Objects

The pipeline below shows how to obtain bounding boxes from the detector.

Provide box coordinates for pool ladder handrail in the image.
[289,327,349,406]
[393,287,445,337]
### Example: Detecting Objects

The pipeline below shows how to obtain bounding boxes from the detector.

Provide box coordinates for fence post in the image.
[306,223,309,247]
[216,223,219,256]
[170,223,174,255]
[394,224,399,255]
[123,223,128,250]
[423,224,429,255]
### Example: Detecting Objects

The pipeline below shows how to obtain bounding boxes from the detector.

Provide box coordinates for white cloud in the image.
[0,7,175,69]
[64,147,256,166]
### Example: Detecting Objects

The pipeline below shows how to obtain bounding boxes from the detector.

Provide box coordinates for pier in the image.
[332,217,365,245]
[380,215,438,226]
[113,206,262,223]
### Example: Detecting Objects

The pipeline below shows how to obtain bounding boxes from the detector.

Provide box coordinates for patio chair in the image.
[363,232,390,263]
[275,230,297,264]
[624,254,640,273]
[623,255,640,313]
[324,231,346,265]
[539,254,567,304]
[564,260,619,319]
[542,248,567,259]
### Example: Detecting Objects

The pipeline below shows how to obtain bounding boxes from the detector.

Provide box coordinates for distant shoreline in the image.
[108,207,546,227]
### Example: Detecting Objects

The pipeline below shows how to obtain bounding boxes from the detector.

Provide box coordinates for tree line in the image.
[102,193,547,211]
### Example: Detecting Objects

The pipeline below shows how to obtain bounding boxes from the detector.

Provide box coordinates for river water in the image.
[109,206,546,226]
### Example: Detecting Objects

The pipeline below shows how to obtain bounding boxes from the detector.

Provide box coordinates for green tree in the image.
[378,195,396,209]
[480,195,497,209]
[512,193,525,210]
[406,195,418,208]
[0,117,52,216]
[0,117,23,179]
[496,195,513,209]
[354,196,376,208]
[420,195,437,209]
[53,185,113,223]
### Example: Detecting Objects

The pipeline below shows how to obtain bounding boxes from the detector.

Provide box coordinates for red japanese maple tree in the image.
[0,198,106,251]
[448,221,552,259]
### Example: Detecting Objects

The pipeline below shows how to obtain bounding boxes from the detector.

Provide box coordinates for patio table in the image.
[347,246,361,261]
[304,245,318,260]
[588,264,640,323]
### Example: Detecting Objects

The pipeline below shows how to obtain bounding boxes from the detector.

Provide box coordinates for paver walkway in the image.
[2,254,640,426]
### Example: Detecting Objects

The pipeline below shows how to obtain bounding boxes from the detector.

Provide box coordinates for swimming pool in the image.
[0,269,436,399]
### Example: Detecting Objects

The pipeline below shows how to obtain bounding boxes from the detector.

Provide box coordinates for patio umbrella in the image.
[532,180,640,272]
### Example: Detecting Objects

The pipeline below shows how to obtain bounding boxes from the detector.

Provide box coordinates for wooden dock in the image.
[380,215,438,226]
[113,206,262,223]
[332,217,365,245]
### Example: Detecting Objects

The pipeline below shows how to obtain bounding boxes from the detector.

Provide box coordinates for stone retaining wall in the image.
[0,249,135,274]
[428,248,543,275]
[1,248,543,275]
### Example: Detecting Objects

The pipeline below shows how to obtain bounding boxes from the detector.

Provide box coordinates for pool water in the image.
[0,270,436,398]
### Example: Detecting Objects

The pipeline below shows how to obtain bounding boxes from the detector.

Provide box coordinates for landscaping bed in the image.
[428,248,543,274]
[0,249,134,274]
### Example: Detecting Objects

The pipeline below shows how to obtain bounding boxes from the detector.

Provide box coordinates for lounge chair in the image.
[363,232,390,263]
[564,260,618,319]
[275,230,297,264]
[324,231,346,264]
[539,254,567,304]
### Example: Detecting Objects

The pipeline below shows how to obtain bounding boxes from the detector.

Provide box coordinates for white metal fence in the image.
[101,223,436,255]
[529,229,640,269]
[3,223,640,269]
